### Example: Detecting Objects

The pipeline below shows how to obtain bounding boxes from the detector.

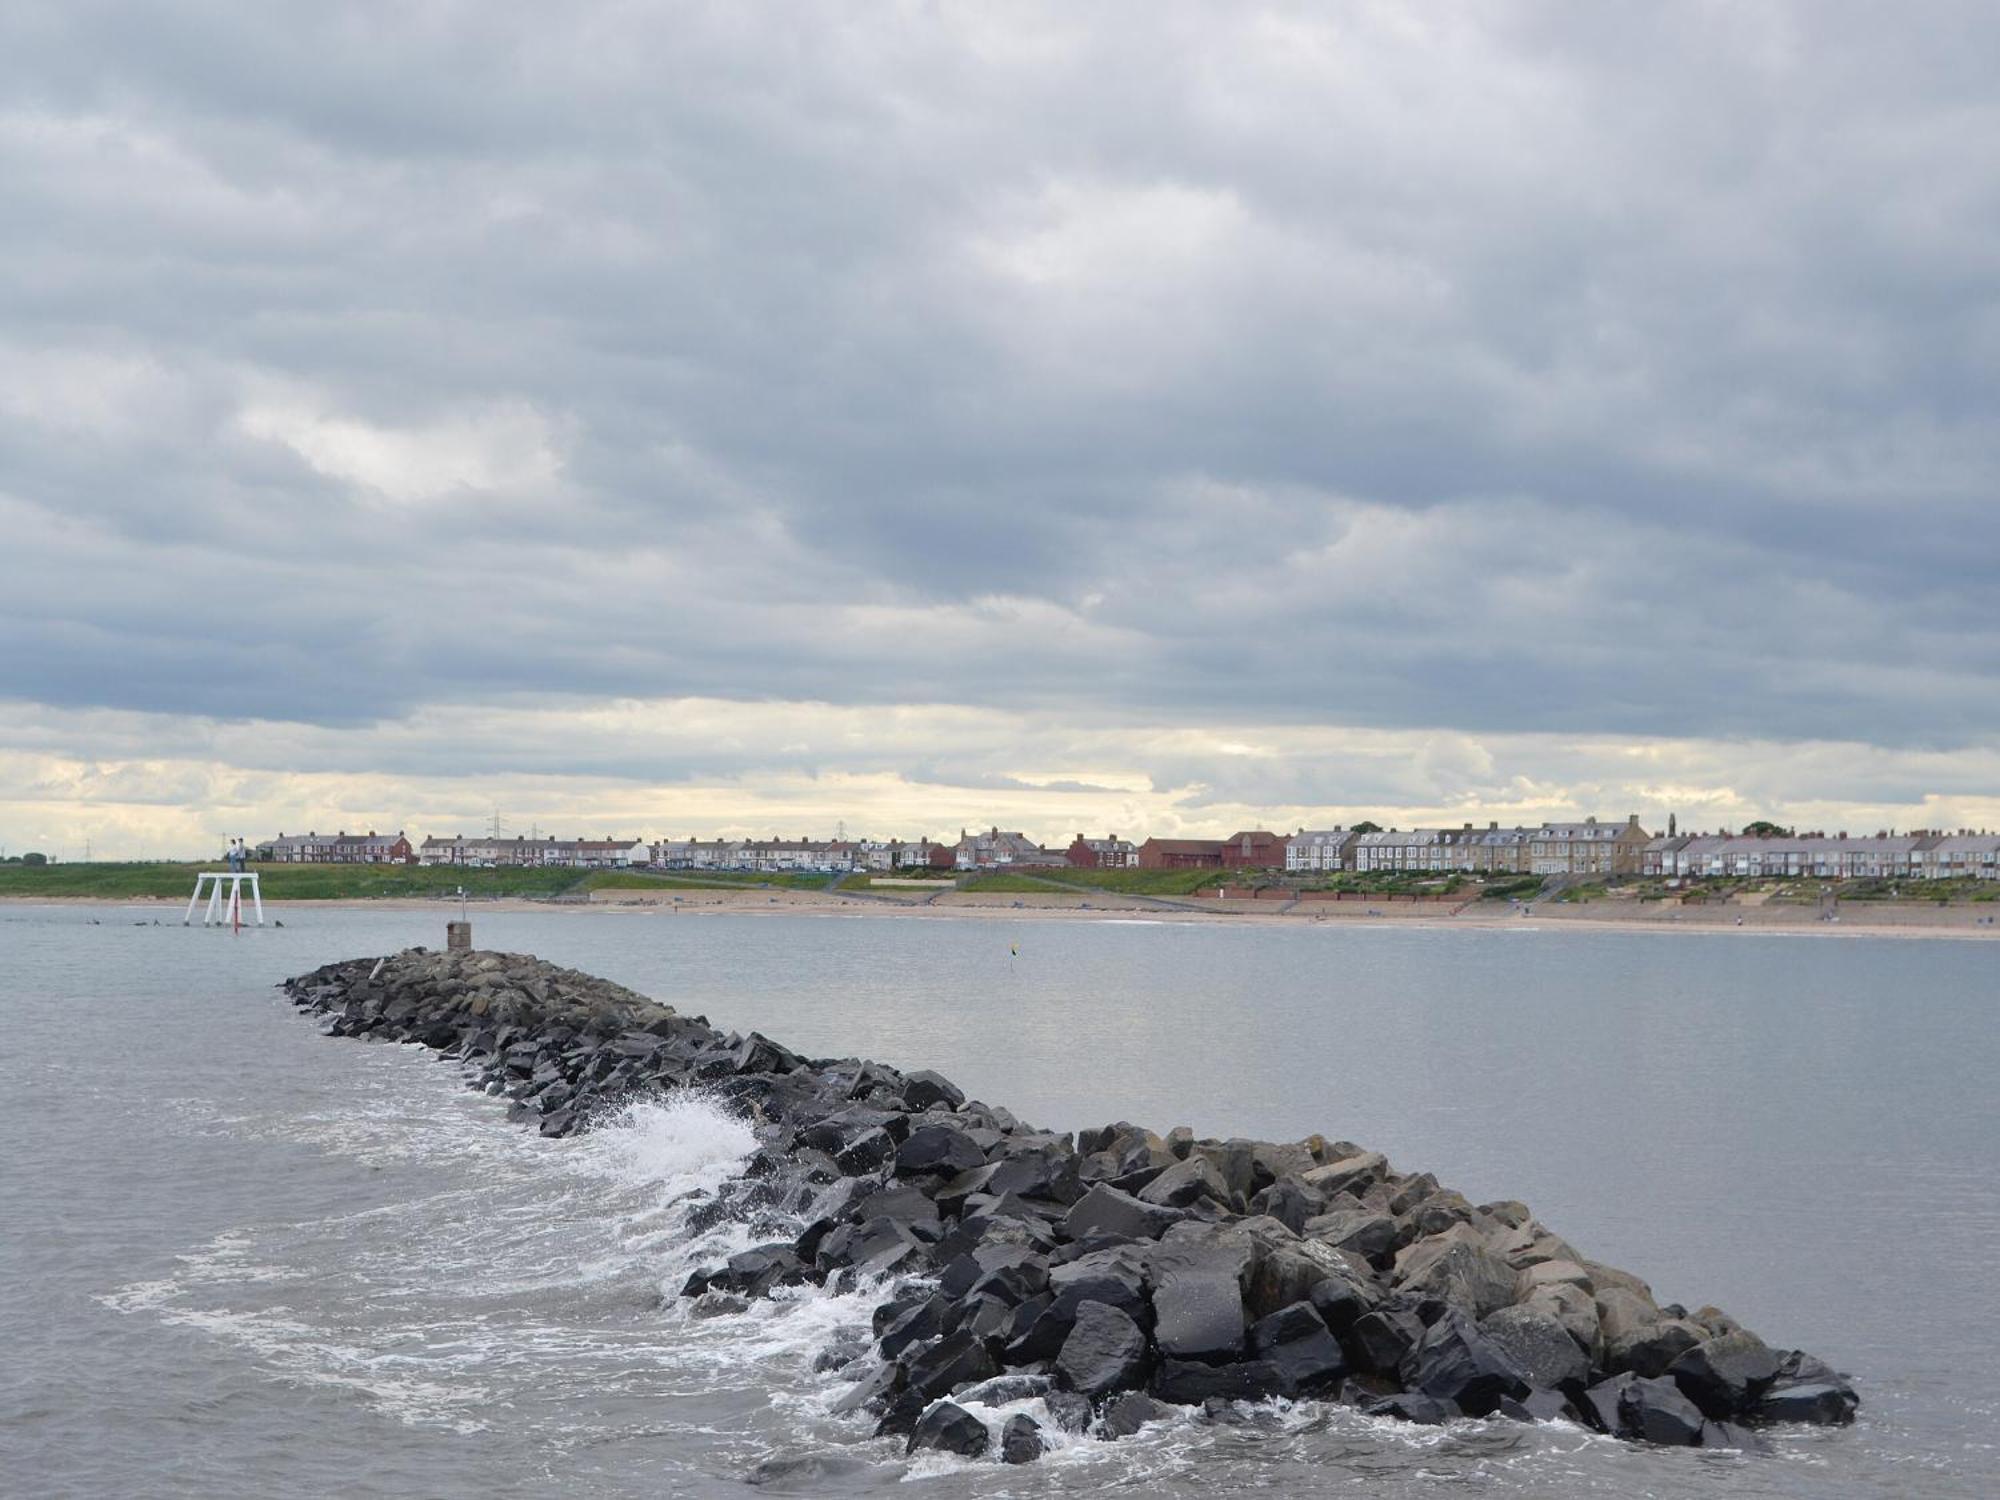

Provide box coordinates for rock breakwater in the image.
[283,948,1859,1463]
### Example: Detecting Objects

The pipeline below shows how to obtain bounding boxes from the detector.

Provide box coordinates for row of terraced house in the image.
[1282,816,1653,876]
[1642,831,2000,881]
[254,818,2000,882]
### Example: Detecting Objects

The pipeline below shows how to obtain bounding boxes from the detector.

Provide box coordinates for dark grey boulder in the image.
[705,1244,809,1298]
[1100,1391,1168,1438]
[817,1217,923,1278]
[1004,1269,1150,1363]
[1606,1317,1705,1378]
[1304,1150,1387,1199]
[906,1400,989,1458]
[998,1413,1044,1464]
[1667,1331,1782,1417]
[1152,1271,1247,1365]
[1480,1305,1589,1390]
[1620,1375,1706,1446]
[1578,1372,1641,1435]
[1250,1301,1347,1391]
[833,1127,897,1175]
[1152,1357,1289,1404]
[1309,1275,1375,1334]
[1752,1382,1859,1426]
[957,1294,1017,1344]
[854,1183,939,1225]
[1055,1301,1149,1397]
[1345,1306,1425,1375]
[1137,1155,1233,1210]
[904,1330,998,1401]
[895,1124,986,1178]
[1249,1178,1325,1234]
[1306,1209,1401,1263]
[1361,1391,1458,1424]
[902,1070,965,1110]
[1404,1310,1532,1417]
[939,1242,1045,1301]
[1060,1184,1187,1242]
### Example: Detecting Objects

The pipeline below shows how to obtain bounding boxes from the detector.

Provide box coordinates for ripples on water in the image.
[3,906,1991,1496]
[86,1051,1868,1498]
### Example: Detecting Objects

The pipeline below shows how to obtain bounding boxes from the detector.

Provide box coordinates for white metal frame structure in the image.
[185,871,265,927]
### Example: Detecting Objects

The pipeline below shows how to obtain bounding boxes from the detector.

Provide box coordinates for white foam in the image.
[569,1092,758,1193]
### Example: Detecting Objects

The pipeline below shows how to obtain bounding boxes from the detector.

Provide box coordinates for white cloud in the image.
[234,396,562,502]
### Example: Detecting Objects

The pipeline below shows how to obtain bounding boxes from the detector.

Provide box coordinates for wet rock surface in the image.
[284,949,1860,1463]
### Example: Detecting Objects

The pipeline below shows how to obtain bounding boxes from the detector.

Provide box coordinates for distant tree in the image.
[1350,820,1382,834]
[21,851,47,865]
[1741,820,1791,838]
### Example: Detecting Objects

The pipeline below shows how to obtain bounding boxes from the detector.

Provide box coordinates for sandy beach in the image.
[30,886,2000,942]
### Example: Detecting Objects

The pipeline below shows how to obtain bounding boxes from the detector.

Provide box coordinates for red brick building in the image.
[1066,834,1138,869]
[1137,837,1227,869]
[1220,830,1288,869]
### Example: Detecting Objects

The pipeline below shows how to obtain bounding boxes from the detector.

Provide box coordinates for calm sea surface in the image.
[1,903,1994,1497]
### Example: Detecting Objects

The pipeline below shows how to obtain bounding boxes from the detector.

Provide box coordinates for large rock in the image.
[1248,1177,1325,1234]
[896,1124,986,1178]
[1303,1151,1387,1199]
[1137,1155,1233,1210]
[1521,1282,1601,1356]
[1152,1272,1247,1365]
[1152,1357,1288,1404]
[1479,1305,1589,1389]
[1304,1209,1401,1262]
[1345,1306,1425,1375]
[1402,1309,1532,1417]
[1667,1331,1782,1417]
[902,1070,965,1110]
[907,1400,989,1458]
[1606,1317,1704,1378]
[904,1330,998,1400]
[998,1413,1044,1464]
[1250,1301,1347,1391]
[1060,1184,1186,1242]
[1392,1225,1517,1318]
[1619,1375,1707,1446]
[1055,1301,1149,1397]
[1752,1382,1860,1426]
[1100,1391,1168,1438]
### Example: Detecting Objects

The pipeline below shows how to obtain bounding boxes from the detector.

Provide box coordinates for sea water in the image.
[1,903,1993,1496]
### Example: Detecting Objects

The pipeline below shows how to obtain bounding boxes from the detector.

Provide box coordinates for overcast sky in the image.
[3,2,1997,857]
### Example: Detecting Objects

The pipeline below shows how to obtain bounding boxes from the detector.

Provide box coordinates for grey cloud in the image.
[0,1,1996,772]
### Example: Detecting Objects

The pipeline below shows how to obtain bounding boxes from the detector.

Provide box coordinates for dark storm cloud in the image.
[1,1,1996,753]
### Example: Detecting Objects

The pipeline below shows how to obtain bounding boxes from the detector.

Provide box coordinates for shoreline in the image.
[15,887,2000,941]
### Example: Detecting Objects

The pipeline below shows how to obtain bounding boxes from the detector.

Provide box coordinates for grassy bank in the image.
[0,862,591,900]
[0,862,857,901]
